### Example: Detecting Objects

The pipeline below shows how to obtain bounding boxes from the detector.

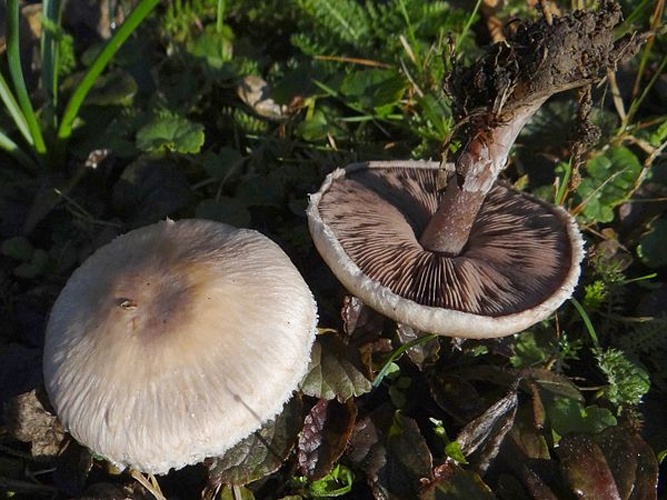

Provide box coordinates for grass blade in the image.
[454,0,482,55]
[397,0,420,68]
[0,72,31,145]
[7,0,47,156]
[40,0,63,108]
[57,0,160,143]
[555,160,572,206]
[373,333,438,387]
[570,297,600,349]
[0,128,39,170]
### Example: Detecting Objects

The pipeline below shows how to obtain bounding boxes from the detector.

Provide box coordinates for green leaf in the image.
[301,333,372,402]
[444,441,467,464]
[510,331,550,368]
[0,127,39,170]
[527,368,585,402]
[649,119,667,146]
[296,109,331,142]
[7,0,47,156]
[577,146,642,223]
[305,464,354,497]
[83,68,138,106]
[582,280,608,311]
[417,93,452,139]
[594,348,650,408]
[57,0,161,144]
[0,72,31,147]
[40,0,64,104]
[187,24,234,70]
[136,114,205,153]
[547,397,617,438]
[340,68,408,111]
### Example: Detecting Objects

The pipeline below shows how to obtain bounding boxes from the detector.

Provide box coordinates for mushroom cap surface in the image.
[307,161,583,339]
[43,219,317,474]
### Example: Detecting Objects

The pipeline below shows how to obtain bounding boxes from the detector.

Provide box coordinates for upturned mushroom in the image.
[307,2,641,338]
[43,219,317,475]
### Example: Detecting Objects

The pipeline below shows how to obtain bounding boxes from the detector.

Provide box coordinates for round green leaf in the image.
[136,114,205,154]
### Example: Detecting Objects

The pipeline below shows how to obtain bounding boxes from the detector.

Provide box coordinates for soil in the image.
[446,0,644,123]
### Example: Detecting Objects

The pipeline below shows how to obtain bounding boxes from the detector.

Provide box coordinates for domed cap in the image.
[307,161,583,339]
[43,219,317,474]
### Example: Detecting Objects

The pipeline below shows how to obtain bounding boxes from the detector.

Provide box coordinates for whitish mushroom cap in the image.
[43,219,317,474]
[307,161,583,339]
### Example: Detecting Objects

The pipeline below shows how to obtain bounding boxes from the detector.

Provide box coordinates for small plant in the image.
[0,0,160,171]
[594,347,651,409]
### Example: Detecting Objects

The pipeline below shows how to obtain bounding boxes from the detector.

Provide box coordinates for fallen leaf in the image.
[297,399,357,480]
[207,397,303,487]
[301,333,372,402]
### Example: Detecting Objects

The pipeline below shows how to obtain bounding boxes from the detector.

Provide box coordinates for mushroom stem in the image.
[419,100,544,255]
[418,1,644,256]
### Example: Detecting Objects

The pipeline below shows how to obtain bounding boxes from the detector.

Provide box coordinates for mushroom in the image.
[307,3,640,338]
[308,160,582,338]
[43,219,317,475]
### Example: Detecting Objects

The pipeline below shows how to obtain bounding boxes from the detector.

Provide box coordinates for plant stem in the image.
[454,0,483,55]
[56,0,160,144]
[0,130,40,170]
[7,0,47,157]
[419,100,544,255]
[373,333,438,387]
[216,0,226,34]
[0,73,32,146]
[40,0,63,110]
